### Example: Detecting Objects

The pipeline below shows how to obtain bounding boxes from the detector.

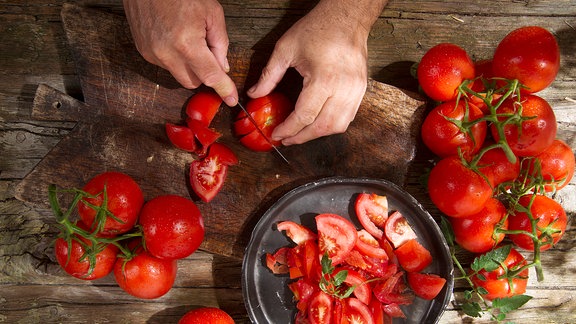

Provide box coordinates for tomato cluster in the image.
[51,171,205,299]
[265,193,447,323]
[417,26,573,319]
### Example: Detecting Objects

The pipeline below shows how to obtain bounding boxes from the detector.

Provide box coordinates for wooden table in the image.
[1,1,575,323]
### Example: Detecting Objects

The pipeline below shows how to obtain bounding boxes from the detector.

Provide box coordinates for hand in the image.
[123,0,238,106]
[247,0,387,145]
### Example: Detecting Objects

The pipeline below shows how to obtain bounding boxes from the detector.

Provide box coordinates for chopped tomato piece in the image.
[342,297,376,324]
[407,272,447,300]
[384,211,417,249]
[189,143,236,202]
[165,123,197,152]
[394,239,432,273]
[187,118,222,155]
[356,229,389,260]
[265,247,290,274]
[334,268,371,305]
[185,91,222,127]
[316,214,358,266]
[355,193,389,240]
[277,221,317,245]
[308,291,333,324]
[373,271,415,306]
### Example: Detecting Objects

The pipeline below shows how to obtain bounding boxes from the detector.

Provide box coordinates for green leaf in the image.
[492,295,533,314]
[462,302,482,318]
[464,290,473,300]
[471,245,511,272]
[440,217,455,247]
[333,270,348,286]
[321,253,334,275]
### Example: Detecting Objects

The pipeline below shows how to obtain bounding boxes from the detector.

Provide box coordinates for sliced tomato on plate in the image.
[355,229,389,260]
[277,221,318,245]
[384,211,417,249]
[308,290,334,324]
[406,272,447,300]
[341,297,376,324]
[189,143,236,202]
[165,123,197,152]
[265,247,290,275]
[394,238,433,273]
[334,268,372,306]
[355,193,389,240]
[316,213,358,266]
[289,277,318,313]
[185,91,222,127]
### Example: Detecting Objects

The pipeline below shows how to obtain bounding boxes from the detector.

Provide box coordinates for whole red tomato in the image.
[178,307,234,324]
[492,26,560,93]
[78,172,144,236]
[529,139,575,191]
[478,143,520,187]
[54,234,118,280]
[428,156,493,218]
[234,92,292,152]
[417,43,475,102]
[421,100,487,158]
[139,195,205,260]
[491,95,557,157]
[113,244,177,299]
[450,197,508,253]
[471,247,528,300]
[508,194,567,251]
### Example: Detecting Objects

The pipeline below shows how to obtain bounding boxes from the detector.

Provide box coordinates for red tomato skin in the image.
[393,239,432,273]
[478,143,521,187]
[492,26,560,93]
[491,95,557,157]
[509,195,567,251]
[316,213,358,266]
[406,272,447,300]
[54,236,118,280]
[277,221,317,245]
[471,247,528,300]
[450,198,508,253]
[166,123,198,152]
[185,91,222,127]
[417,43,475,102]
[114,247,177,299]
[355,229,389,260]
[428,156,493,218]
[78,172,144,236]
[178,307,234,324]
[530,139,575,191]
[421,100,487,158]
[354,193,388,240]
[139,195,205,260]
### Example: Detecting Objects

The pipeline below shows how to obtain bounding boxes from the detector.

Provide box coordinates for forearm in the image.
[313,0,387,34]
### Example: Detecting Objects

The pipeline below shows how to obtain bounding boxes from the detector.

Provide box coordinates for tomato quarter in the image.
[316,213,358,266]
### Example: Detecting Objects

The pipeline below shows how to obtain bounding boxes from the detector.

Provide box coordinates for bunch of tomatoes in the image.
[417,26,574,320]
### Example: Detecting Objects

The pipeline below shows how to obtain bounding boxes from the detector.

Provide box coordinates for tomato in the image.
[113,244,177,299]
[308,290,333,324]
[234,92,293,152]
[265,247,290,275]
[406,272,447,300]
[478,143,521,187]
[316,213,358,266]
[78,172,144,236]
[368,298,386,324]
[393,239,432,273]
[277,221,317,245]
[417,43,475,102]
[54,234,118,280]
[373,271,414,305]
[491,95,557,157]
[355,230,389,260]
[529,139,575,191]
[450,197,508,253]
[334,268,372,306]
[341,297,375,324]
[294,240,322,281]
[471,247,528,300]
[508,194,567,251]
[139,195,205,260]
[187,118,222,155]
[421,100,487,158]
[492,26,560,93]
[190,143,237,202]
[166,123,198,152]
[289,278,318,313]
[178,307,234,324]
[344,249,391,279]
[185,91,222,127]
[384,211,416,249]
[428,156,493,218]
[354,193,388,240]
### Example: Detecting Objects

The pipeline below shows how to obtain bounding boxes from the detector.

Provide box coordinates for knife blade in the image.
[236,101,290,164]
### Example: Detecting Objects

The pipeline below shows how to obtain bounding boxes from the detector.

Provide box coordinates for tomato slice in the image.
[190,154,228,203]
[381,303,406,319]
[373,271,414,306]
[334,268,371,306]
[308,290,333,324]
[355,230,389,260]
[384,211,417,249]
[355,193,389,240]
[341,297,376,324]
[316,214,358,266]
[288,278,318,313]
[208,142,238,166]
[406,272,447,300]
[185,91,222,127]
[277,221,317,245]
[393,239,432,273]
[165,123,197,152]
[265,247,290,275]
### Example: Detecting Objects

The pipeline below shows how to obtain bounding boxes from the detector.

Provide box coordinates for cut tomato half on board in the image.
[315,213,358,266]
[189,143,236,202]
[384,211,417,249]
[355,193,389,240]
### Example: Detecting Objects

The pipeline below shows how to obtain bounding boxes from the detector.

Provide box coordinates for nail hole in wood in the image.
[53,101,62,109]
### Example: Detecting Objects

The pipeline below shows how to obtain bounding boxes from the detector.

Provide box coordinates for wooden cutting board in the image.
[15,3,426,258]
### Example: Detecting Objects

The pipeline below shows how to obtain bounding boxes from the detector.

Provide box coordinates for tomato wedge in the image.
[384,211,417,249]
[165,123,197,152]
[394,239,432,273]
[277,221,317,245]
[187,118,222,155]
[334,268,372,306]
[185,91,222,127]
[342,297,376,324]
[308,290,333,324]
[355,193,388,240]
[356,230,389,260]
[189,143,236,202]
[406,272,447,300]
[316,213,358,266]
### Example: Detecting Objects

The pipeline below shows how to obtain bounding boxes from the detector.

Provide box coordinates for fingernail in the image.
[224,96,237,107]
[224,59,230,73]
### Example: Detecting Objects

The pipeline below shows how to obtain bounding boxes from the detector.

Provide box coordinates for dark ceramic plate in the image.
[242,177,454,323]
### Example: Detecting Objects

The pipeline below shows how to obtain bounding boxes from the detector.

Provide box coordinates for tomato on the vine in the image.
[78,172,144,236]
[178,307,234,324]
[528,139,575,191]
[471,247,528,300]
[508,194,567,251]
[190,142,238,202]
[478,142,521,187]
[417,43,475,102]
[492,26,560,93]
[139,195,205,260]
[54,234,118,280]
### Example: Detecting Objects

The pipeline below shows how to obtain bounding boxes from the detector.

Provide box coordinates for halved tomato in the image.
[185,91,222,127]
[406,272,447,300]
[384,211,417,249]
[354,193,388,240]
[316,214,358,266]
[393,239,432,273]
[165,123,197,152]
[189,143,237,202]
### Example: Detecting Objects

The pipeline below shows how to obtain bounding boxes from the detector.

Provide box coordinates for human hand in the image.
[247,0,387,145]
[123,0,238,106]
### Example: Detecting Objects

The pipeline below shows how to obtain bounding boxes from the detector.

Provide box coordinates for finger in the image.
[247,49,291,98]
[205,6,230,72]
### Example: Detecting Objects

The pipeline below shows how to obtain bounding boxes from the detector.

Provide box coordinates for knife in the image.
[236,101,290,164]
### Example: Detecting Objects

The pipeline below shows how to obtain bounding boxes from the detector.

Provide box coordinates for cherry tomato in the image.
[113,244,177,299]
[166,123,198,152]
[190,143,237,202]
[428,156,493,218]
[491,94,557,157]
[354,193,388,240]
[139,195,205,260]
[316,213,358,266]
[450,197,508,253]
[277,221,317,245]
[234,92,293,152]
[421,100,487,158]
[308,290,333,324]
[492,26,560,93]
[417,43,475,102]
[185,91,222,127]
[393,239,432,273]
[78,172,144,236]
[54,234,118,280]
[471,247,528,300]
[384,211,417,249]
[529,139,575,191]
[406,272,447,300]
[178,307,234,324]
[478,143,521,187]
[508,194,567,251]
